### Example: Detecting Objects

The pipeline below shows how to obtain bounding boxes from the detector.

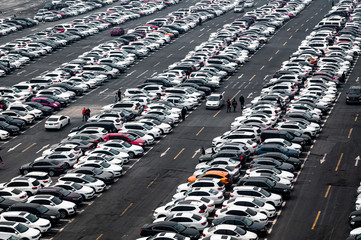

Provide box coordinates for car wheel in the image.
[68,119,70,125]
[48,170,55,177]
[107,74,112,79]
[26,191,32,196]
[23,170,29,175]
[64,163,70,169]
[59,210,67,218]
[128,152,135,159]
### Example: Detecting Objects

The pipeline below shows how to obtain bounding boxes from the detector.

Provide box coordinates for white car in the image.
[45,115,70,130]
[0,130,10,140]
[172,188,224,204]
[0,222,41,240]
[122,122,162,139]
[1,177,42,196]
[206,93,225,110]
[55,181,95,200]
[223,197,276,218]
[67,127,108,139]
[87,147,129,164]
[215,206,268,225]
[0,188,28,202]
[97,140,144,158]
[153,203,208,220]
[176,179,226,193]
[137,119,172,134]
[78,153,124,166]
[27,195,76,218]
[246,167,295,181]
[203,224,258,240]
[24,172,52,187]
[154,212,208,231]
[42,143,83,159]
[38,152,78,167]
[136,232,191,240]
[57,173,106,193]
[0,211,51,233]
[165,197,216,213]
[263,138,302,151]
[73,160,124,177]
[230,186,283,207]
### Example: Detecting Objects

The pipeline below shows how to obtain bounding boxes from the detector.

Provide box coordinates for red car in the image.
[110,27,125,36]
[103,133,145,147]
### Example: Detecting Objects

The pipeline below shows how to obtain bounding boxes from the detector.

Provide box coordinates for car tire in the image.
[59,210,67,218]
[26,191,32,196]
[48,170,55,177]
[23,170,29,175]
[59,124,63,130]
[128,152,135,159]
[68,119,70,125]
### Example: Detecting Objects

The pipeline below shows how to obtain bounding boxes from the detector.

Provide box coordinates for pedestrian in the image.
[226,99,231,113]
[13,14,16,18]
[85,108,91,121]
[331,0,334,6]
[340,72,346,83]
[82,107,87,122]
[201,147,205,155]
[239,95,245,109]
[117,89,122,101]
[181,107,186,121]
[198,17,202,25]
[7,62,10,69]
[114,93,118,103]
[232,99,237,112]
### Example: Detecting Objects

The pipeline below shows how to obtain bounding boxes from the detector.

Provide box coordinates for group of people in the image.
[82,107,91,122]
[226,95,245,113]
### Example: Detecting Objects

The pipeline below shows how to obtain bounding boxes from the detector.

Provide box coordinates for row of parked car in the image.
[0,0,241,239]
[137,0,361,239]
[0,18,38,38]
[0,0,178,77]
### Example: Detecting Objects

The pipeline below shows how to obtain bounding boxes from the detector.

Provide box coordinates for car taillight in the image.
[215,214,218,217]
[43,180,48,183]
[59,166,63,168]
[88,146,92,149]
[254,151,258,154]
[218,196,222,199]
[32,187,37,189]
[246,172,250,175]
[250,164,253,167]
[20,195,24,198]
[199,209,204,213]
[201,222,206,225]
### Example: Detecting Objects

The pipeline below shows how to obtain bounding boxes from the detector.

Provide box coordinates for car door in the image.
[32,161,53,172]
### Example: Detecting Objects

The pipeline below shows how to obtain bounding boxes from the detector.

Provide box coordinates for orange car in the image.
[187,170,231,187]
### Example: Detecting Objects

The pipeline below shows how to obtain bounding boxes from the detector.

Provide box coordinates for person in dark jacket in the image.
[232,99,237,112]
[201,147,205,155]
[117,89,122,101]
[239,95,245,109]
[85,108,91,121]
[181,108,187,121]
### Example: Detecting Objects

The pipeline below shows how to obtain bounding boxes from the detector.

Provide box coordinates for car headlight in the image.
[50,216,56,219]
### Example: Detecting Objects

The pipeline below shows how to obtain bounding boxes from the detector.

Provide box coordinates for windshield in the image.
[100,161,111,168]
[52,197,62,205]
[59,188,71,196]
[208,96,220,101]
[26,213,39,223]
[246,208,257,216]
[83,175,96,183]
[259,188,271,197]
[127,134,136,141]
[174,223,186,232]
[253,198,265,206]
[72,183,82,190]
[36,205,48,214]
[15,223,29,233]
[94,168,103,175]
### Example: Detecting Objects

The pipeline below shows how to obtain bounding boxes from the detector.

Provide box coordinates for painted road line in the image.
[24,69,39,77]
[136,70,148,79]
[190,40,194,43]
[160,147,170,157]
[213,110,221,117]
[96,234,103,240]
[196,127,205,136]
[289,35,293,39]
[335,153,344,172]
[154,62,160,67]
[7,143,22,152]
[260,66,264,70]
[147,175,159,188]
[174,148,185,160]
[120,203,133,217]
[167,53,173,58]
[355,114,359,121]
[311,211,321,230]
[283,41,287,46]
[178,46,185,51]
[66,53,74,57]
[324,185,331,198]
[199,33,204,37]
[249,74,256,81]
[348,128,353,138]
[22,143,37,153]
[35,144,49,154]
[268,57,272,61]
[275,50,279,54]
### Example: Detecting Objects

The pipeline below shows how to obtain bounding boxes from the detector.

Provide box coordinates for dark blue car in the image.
[254,143,300,157]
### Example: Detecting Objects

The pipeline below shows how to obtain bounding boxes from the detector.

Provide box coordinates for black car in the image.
[350,216,361,228]
[250,159,295,172]
[212,216,268,236]
[7,203,61,224]
[0,197,17,210]
[0,121,20,135]
[19,160,68,176]
[185,78,218,91]
[237,178,291,198]
[140,221,201,239]
[350,210,361,220]
[0,115,26,130]
[145,78,177,87]
[253,152,302,170]
[178,83,212,96]
[70,167,114,185]
[286,130,312,145]
[25,102,54,116]
[50,83,84,96]
[36,187,83,205]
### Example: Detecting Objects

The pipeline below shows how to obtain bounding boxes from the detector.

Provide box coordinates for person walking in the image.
[82,107,87,122]
[226,99,231,113]
[181,107,187,121]
[232,99,237,112]
[117,89,122,101]
[85,108,91,121]
[201,147,205,155]
[331,0,334,6]
[239,95,245,109]
[114,93,118,103]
